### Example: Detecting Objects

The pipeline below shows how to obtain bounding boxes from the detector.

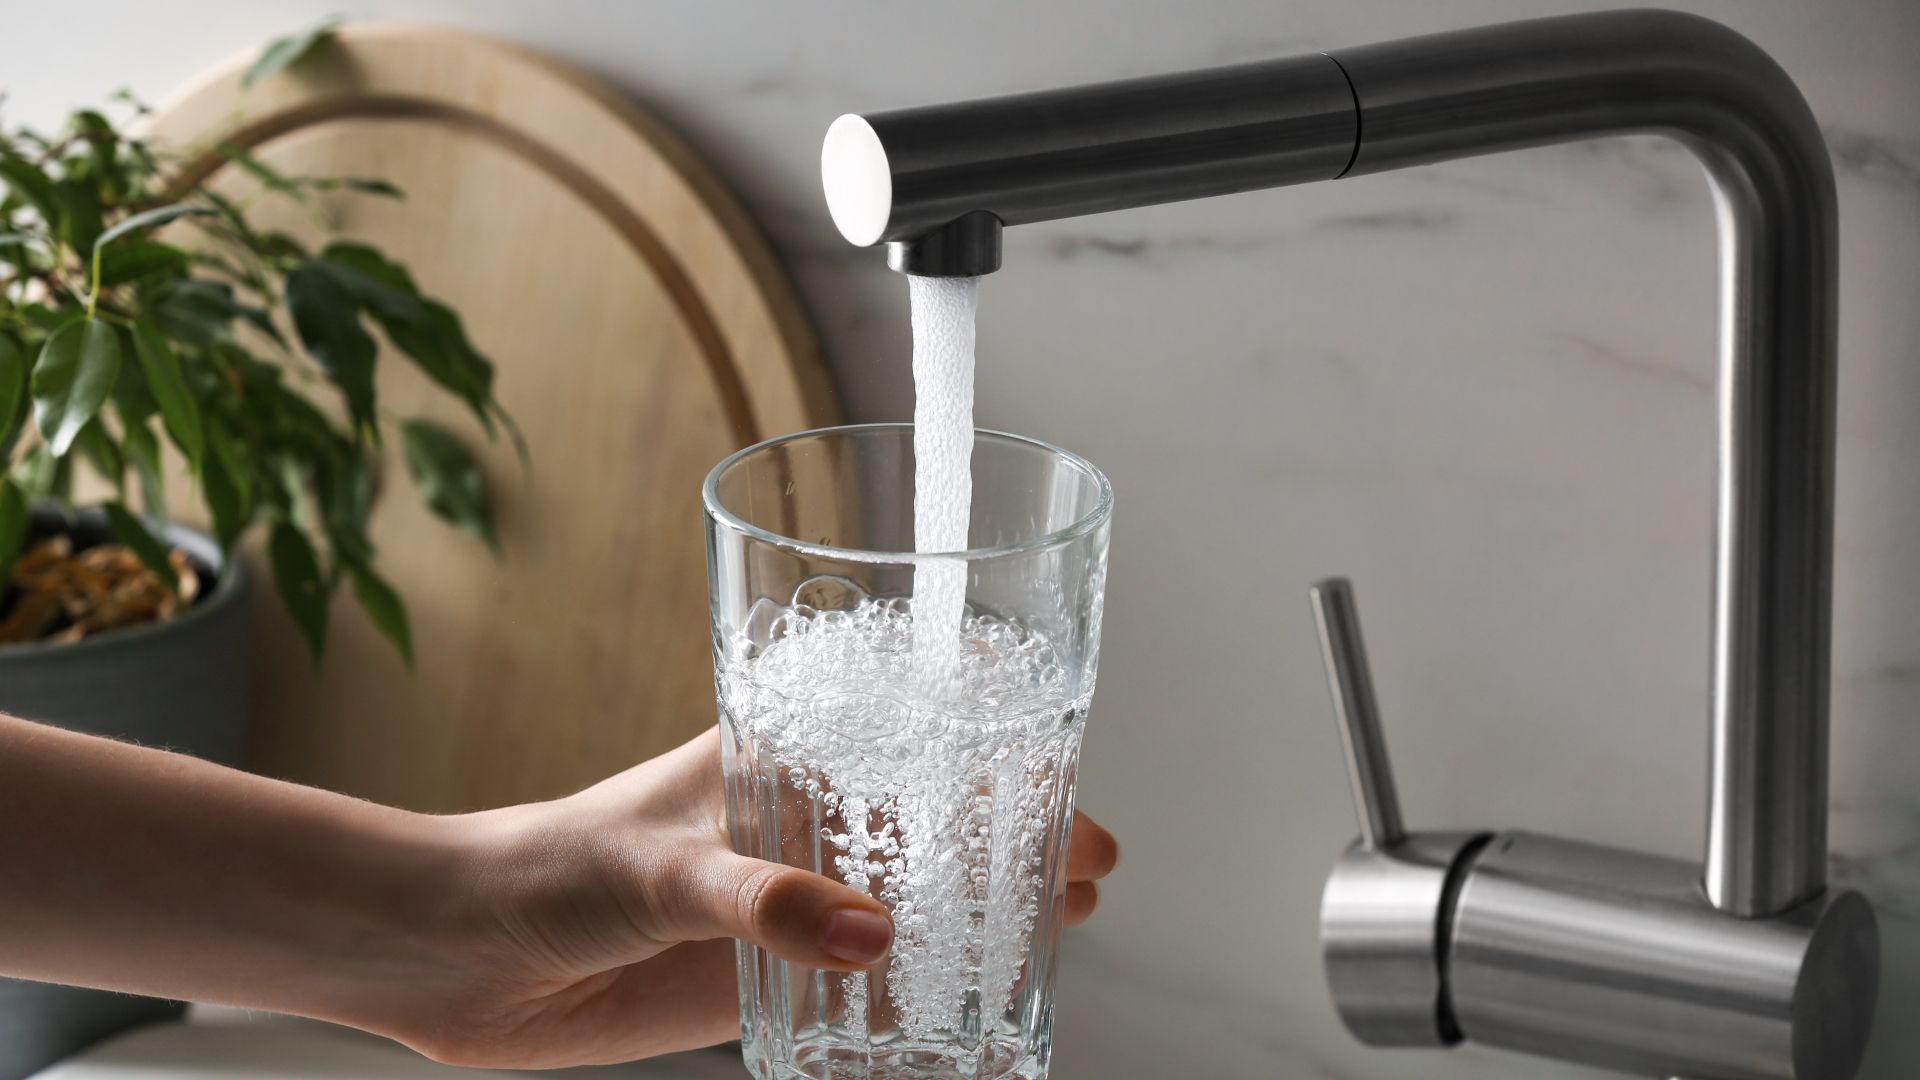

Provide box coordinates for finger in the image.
[1067,811,1120,881]
[579,727,723,816]
[1063,881,1100,927]
[653,850,893,971]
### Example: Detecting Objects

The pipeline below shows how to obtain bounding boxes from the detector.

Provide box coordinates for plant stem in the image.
[85,246,101,319]
[32,135,77,167]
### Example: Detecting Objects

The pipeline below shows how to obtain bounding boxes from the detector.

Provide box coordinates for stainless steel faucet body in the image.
[818,9,1878,1079]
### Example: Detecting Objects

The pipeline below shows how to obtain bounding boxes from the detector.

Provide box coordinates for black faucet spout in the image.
[821,52,1355,276]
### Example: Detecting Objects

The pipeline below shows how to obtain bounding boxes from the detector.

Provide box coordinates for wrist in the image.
[333,798,615,1062]
[284,802,494,1046]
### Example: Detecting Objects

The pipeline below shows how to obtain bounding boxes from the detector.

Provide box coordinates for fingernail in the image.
[823,909,892,964]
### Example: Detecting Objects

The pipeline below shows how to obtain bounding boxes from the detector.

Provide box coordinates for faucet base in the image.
[1324,829,1879,1080]
[1321,832,1490,1047]
[1449,832,1877,1080]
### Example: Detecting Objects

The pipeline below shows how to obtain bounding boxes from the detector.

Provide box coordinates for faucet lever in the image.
[1310,577,1405,849]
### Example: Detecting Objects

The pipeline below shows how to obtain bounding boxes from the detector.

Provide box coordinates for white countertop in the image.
[33,1006,747,1080]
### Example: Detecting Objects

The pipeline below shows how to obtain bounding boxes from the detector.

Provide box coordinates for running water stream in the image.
[907,275,980,694]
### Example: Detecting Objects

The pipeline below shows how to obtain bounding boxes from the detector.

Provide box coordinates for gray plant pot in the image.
[0,508,250,1079]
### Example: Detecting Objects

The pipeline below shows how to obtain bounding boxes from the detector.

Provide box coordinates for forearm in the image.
[0,712,473,1033]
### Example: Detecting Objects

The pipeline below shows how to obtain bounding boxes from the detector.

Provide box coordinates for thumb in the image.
[657,851,893,971]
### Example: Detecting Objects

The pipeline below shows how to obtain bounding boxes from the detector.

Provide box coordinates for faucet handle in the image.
[1313,576,1483,1048]
[1310,577,1406,849]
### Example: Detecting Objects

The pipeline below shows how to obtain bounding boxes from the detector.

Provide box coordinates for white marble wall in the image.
[9,1,1916,1076]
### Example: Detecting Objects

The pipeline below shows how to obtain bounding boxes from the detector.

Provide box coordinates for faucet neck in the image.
[1331,10,1837,918]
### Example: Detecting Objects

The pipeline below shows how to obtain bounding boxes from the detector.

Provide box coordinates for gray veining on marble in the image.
[1312,208,1462,231]
[1554,332,1715,392]
[1826,126,1920,195]
[5,1,1916,1077]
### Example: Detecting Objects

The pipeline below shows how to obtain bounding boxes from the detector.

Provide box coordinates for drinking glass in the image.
[704,424,1112,1080]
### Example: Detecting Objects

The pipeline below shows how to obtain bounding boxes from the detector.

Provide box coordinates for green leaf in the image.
[243,15,344,88]
[292,176,407,200]
[51,179,103,252]
[109,87,154,116]
[98,239,189,286]
[318,246,496,431]
[276,457,315,533]
[122,420,166,517]
[8,126,55,153]
[312,441,374,567]
[400,418,498,553]
[393,299,496,430]
[71,110,121,197]
[319,241,415,294]
[222,157,406,210]
[347,560,412,669]
[215,142,307,203]
[256,371,336,453]
[130,324,204,472]
[0,153,58,225]
[285,261,377,433]
[150,281,230,347]
[188,250,268,294]
[197,188,258,247]
[0,335,28,458]
[151,279,266,350]
[20,304,78,335]
[93,203,216,251]
[121,137,161,183]
[102,500,179,593]
[110,353,157,426]
[74,419,124,493]
[232,299,282,345]
[493,402,532,477]
[11,444,60,503]
[269,520,328,660]
[253,230,308,263]
[201,434,250,551]
[342,177,404,199]
[31,319,122,457]
[48,454,72,502]
[0,478,26,587]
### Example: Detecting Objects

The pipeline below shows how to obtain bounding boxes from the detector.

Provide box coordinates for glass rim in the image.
[702,423,1113,564]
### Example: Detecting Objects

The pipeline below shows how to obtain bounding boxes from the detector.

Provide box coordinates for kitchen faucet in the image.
[817,9,1877,1079]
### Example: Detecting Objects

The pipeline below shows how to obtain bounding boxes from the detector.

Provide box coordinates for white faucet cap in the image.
[821,114,892,247]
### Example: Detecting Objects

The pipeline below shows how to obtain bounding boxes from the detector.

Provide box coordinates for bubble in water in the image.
[720,597,1086,1042]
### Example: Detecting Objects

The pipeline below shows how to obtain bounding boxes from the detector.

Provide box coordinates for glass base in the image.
[745,1035,1044,1080]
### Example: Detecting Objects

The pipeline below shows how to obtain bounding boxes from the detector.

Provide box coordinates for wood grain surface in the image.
[143,24,836,811]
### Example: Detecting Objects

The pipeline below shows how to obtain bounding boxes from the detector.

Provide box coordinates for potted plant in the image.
[0,20,515,1072]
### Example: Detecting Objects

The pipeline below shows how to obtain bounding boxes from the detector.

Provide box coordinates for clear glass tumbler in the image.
[704,424,1112,1080]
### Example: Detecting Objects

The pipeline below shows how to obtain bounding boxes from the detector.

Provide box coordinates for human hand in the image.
[391,728,1119,1068]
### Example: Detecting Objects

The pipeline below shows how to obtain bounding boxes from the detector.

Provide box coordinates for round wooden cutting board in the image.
[145,25,836,811]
